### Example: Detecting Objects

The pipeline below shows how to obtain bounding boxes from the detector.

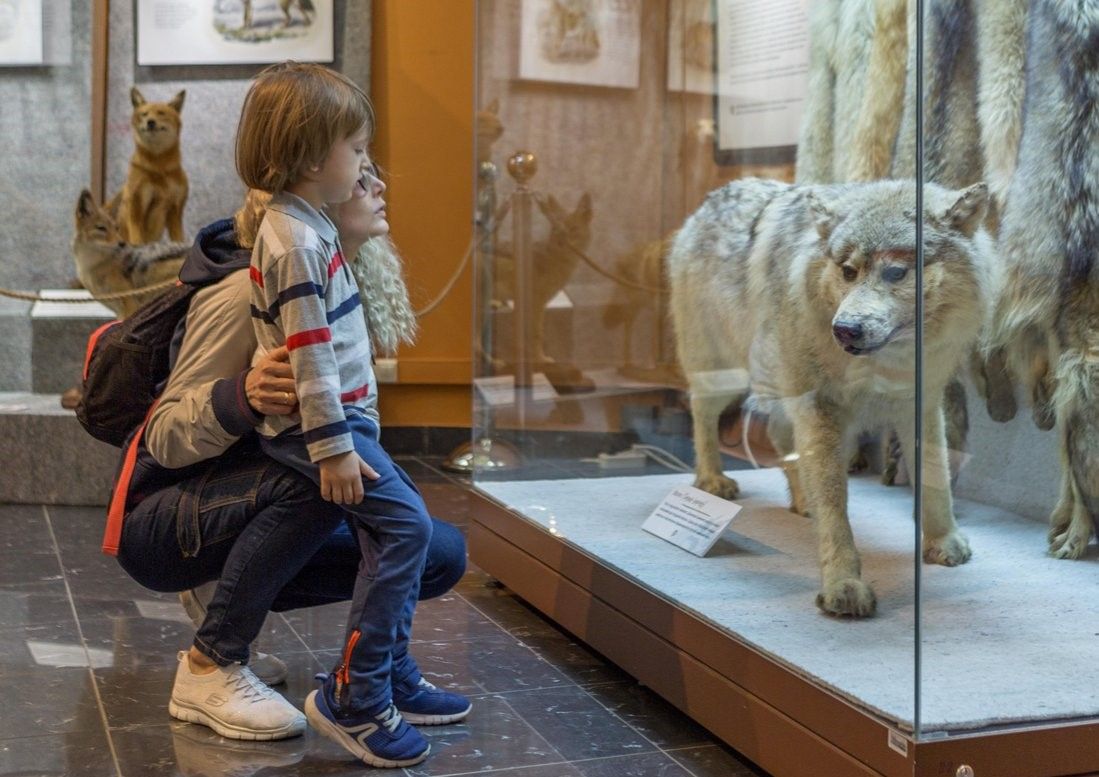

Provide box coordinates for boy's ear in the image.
[130,87,145,108]
[485,98,499,115]
[76,188,96,219]
[169,89,186,113]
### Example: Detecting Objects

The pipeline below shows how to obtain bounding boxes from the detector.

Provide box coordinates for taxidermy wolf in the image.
[668,178,997,617]
[988,0,1099,560]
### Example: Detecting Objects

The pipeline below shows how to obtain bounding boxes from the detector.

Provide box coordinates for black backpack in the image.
[76,283,199,447]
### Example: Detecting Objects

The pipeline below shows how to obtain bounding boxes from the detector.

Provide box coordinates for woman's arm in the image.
[145,269,295,467]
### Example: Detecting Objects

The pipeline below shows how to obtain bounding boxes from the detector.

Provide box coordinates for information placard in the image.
[642,485,742,557]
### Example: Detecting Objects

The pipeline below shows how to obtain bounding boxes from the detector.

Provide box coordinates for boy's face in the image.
[317,125,371,206]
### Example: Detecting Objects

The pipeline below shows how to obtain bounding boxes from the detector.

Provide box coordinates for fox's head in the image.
[809,181,989,356]
[74,189,124,248]
[539,192,594,251]
[129,87,185,155]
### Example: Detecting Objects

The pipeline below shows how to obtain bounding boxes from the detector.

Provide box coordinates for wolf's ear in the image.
[130,87,145,108]
[76,189,96,219]
[169,90,186,113]
[941,182,988,237]
[806,191,839,241]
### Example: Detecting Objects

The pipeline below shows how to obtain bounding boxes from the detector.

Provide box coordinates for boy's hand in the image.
[246,346,297,416]
[319,451,381,504]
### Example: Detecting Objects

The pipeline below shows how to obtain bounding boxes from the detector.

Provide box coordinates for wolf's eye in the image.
[841,265,858,282]
[882,265,908,283]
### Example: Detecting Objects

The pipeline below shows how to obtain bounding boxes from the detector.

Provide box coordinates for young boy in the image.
[236,61,470,769]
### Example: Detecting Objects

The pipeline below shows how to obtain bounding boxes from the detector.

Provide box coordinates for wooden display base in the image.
[469,489,1099,777]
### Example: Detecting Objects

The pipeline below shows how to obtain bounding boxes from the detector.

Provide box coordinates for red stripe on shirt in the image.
[340,383,371,403]
[249,266,265,287]
[327,251,345,278]
[286,327,332,350]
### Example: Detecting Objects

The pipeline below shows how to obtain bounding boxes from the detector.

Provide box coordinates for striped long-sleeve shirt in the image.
[250,193,378,462]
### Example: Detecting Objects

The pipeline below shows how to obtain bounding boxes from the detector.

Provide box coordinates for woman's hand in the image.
[245,346,298,416]
[319,451,380,504]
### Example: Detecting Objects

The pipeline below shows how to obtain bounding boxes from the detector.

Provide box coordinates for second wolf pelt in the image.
[669,178,997,617]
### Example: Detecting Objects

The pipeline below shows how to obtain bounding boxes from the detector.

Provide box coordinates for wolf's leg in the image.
[688,386,740,500]
[767,402,806,515]
[1047,443,1077,549]
[898,404,972,566]
[1050,412,1098,559]
[791,401,875,617]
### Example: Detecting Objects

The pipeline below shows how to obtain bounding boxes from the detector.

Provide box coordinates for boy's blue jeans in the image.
[262,412,432,713]
[116,439,464,670]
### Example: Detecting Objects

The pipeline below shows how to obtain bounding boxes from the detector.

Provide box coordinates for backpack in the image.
[76,283,199,447]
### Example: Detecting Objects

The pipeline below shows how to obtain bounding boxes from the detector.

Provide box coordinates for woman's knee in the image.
[421,518,466,599]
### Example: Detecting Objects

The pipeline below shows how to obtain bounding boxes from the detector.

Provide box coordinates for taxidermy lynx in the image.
[493,192,593,363]
[110,87,188,245]
[74,189,188,319]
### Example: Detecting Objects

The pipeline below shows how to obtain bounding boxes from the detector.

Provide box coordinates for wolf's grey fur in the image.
[974,0,1028,228]
[891,0,982,188]
[992,0,1099,557]
[668,178,996,616]
[796,0,876,183]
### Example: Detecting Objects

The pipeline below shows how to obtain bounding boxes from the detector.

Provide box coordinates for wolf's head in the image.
[808,181,989,356]
[74,189,124,249]
[129,87,185,156]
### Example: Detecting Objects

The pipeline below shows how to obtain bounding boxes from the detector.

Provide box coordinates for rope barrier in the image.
[0,277,179,305]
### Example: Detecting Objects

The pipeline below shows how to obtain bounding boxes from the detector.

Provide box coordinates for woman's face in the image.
[331,162,389,246]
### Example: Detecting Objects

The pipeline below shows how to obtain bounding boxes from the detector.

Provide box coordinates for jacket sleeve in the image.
[145,269,263,468]
[263,247,353,462]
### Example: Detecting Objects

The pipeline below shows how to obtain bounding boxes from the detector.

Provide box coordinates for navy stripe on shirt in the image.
[303,419,352,446]
[327,293,362,325]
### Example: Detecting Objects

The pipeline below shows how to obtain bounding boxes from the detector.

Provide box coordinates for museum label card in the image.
[642,485,741,557]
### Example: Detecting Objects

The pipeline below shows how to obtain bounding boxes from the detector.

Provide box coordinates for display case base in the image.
[469,487,1099,777]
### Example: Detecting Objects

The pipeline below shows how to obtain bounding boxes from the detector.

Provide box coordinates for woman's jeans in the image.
[261,412,432,713]
[116,447,465,669]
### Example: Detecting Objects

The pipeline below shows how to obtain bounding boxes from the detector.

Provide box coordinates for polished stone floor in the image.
[0,456,767,777]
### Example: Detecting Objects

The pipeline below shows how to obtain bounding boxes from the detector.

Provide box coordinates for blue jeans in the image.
[116,442,465,668]
[262,412,432,712]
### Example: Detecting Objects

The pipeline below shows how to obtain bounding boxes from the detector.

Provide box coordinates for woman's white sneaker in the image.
[169,651,306,741]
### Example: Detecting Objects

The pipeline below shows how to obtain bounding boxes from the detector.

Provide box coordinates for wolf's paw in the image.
[816,579,876,618]
[922,532,972,566]
[1047,505,1073,544]
[693,474,739,501]
[1049,527,1091,560]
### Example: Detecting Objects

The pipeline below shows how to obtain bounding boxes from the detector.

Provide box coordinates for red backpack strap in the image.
[101,400,158,556]
[83,320,120,381]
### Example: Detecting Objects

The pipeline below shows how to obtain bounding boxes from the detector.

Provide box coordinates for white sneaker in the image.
[179,584,289,686]
[169,651,306,741]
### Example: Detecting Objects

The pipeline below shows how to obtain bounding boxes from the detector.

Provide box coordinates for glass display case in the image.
[467,2,1099,776]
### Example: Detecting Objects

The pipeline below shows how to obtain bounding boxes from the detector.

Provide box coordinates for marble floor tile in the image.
[411,634,573,694]
[0,666,104,738]
[581,681,711,749]
[666,744,769,777]
[495,685,657,762]
[0,729,116,777]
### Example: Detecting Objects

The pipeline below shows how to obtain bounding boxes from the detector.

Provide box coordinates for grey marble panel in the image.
[0,296,32,391]
[0,5,94,291]
[0,392,117,505]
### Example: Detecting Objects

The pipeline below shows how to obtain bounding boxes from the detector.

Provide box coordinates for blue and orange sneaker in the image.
[304,676,428,768]
[392,676,472,725]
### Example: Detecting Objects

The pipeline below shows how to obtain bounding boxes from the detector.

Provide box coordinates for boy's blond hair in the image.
[235,61,374,194]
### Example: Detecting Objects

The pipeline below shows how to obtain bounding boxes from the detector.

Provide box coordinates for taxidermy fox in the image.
[74,189,188,318]
[492,192,593,363]
[110,87,188,245]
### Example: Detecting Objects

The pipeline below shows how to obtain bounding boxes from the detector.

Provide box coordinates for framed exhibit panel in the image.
[135,0,334,65]
[468,1,1099,775]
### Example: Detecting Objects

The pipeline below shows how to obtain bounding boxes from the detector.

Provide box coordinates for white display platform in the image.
[478,468,1099,733]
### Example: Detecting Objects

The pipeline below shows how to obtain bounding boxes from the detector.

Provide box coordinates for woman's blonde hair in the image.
[235,61,374,194]
[233,189,417,353]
